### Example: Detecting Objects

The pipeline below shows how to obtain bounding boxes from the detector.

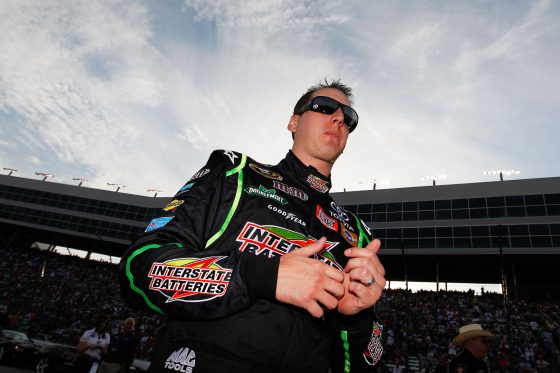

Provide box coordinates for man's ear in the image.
[287,115,298,133]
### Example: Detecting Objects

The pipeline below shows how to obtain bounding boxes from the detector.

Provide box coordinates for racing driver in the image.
[119,79,386,372]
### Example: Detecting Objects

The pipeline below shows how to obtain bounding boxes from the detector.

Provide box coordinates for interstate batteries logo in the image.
[148,257,232,303]
[236,222,344,269]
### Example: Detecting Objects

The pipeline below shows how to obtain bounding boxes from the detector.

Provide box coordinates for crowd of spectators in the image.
[0,245,163,359]
[1,244,559,371]
[376,289,560,372]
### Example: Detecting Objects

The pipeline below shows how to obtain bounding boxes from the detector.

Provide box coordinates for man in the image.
[99,318,138,373]
[119,80,386,372]
[449,324,496,373]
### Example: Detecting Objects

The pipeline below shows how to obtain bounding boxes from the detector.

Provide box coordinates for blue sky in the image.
[1,0,559,196]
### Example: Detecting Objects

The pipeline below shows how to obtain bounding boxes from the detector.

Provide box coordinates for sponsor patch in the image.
[341,225,358,246]
[163,199,184,212]
[272,180,308,201]
[316,205,338,232]
[178,182,195,194]
[361,218,373,236]
[249,163,283,180]
[224,150,238,164]
[189,168,210,181]
[145,216,174,232]
[148,257,232,302]
[165,346,196,372]
[236,222,343,269]
[363,321,384,366]
[306,174,329,193]
[244,185,287,205]
[330,201,355,232]
[267,204,306,227]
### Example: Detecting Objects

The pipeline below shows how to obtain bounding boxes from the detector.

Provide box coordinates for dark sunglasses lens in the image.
[308,96,359,133]
[311,97,339,114]
[341,107,358,132]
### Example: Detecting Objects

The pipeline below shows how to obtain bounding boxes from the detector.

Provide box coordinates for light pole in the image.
[483,169,520,182]
[359,179,389,191]
[35,172,53,181]
[3,167,17,176]
[72,177,87,186]
[107,183,126,192]
[422,174,446,186]
[147,188,162,197]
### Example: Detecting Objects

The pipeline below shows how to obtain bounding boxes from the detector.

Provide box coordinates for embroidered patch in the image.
[244,185,288,205]
[163,199,184,212]
[249,163,283,180]
[189,168,210,181]
[341,225,358,246]
[148,257,232,303]
[177,182,195,194]
[224,150,238,164]
[316,205,338,232]
[363,321,384,366]
[306,174,329,193]
[145,217,174,232]
[236,222,343,269]
[272,180,308,201]
[165,346,196,372]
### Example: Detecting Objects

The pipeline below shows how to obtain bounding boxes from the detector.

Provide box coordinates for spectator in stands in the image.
[99,317,138,373]
[76,313,112,373]
[448,323,495,373]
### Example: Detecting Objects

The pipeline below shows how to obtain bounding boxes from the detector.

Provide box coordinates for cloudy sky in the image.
[1,0,559,196]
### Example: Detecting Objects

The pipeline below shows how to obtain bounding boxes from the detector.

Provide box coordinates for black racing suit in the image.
[119,150,384,373]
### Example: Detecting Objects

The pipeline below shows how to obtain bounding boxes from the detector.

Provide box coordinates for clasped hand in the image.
[275,237,385,317]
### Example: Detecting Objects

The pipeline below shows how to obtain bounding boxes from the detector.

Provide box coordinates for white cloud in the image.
[0,0,559,195]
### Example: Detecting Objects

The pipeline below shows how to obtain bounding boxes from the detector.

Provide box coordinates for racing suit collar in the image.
[280,150,332,193]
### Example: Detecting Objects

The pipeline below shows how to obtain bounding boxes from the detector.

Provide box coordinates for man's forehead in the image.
[312,88,350,105]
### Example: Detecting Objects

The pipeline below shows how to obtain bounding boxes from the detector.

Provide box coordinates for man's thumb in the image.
[290,237,326,257]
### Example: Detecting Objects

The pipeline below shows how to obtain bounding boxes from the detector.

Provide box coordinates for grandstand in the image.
[1,173,559,298]
[1,173,559,371]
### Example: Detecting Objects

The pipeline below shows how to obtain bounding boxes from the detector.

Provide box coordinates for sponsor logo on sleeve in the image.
[316,205,338,232]
[248,163,283,180]
[189,168,210,181]
[145,216,174,232]
[224,150,238,164]
[306,174,329,193]
[236,222,343,269]
[148,257,232,303]
[244,185,287,205]
[163,199,184,212]
[165,346,196,372]
[272,180,308,201]
[177,182,195,194]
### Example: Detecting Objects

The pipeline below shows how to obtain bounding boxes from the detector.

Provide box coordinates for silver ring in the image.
[366,277,375,287]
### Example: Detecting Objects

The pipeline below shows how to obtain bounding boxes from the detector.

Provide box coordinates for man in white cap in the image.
[449,323,495,373]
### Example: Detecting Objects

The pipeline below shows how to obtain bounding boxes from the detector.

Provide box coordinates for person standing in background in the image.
[99,317,138,373]
[76,314,111,373]
[449,324,495,373]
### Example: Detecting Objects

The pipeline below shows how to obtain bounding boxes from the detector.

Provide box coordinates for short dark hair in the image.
[293,78,354,115]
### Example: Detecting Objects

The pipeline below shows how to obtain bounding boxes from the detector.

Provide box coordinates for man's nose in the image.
[330,107,345,127]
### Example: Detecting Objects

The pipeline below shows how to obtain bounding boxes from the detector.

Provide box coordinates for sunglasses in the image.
[296,96,359,133]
